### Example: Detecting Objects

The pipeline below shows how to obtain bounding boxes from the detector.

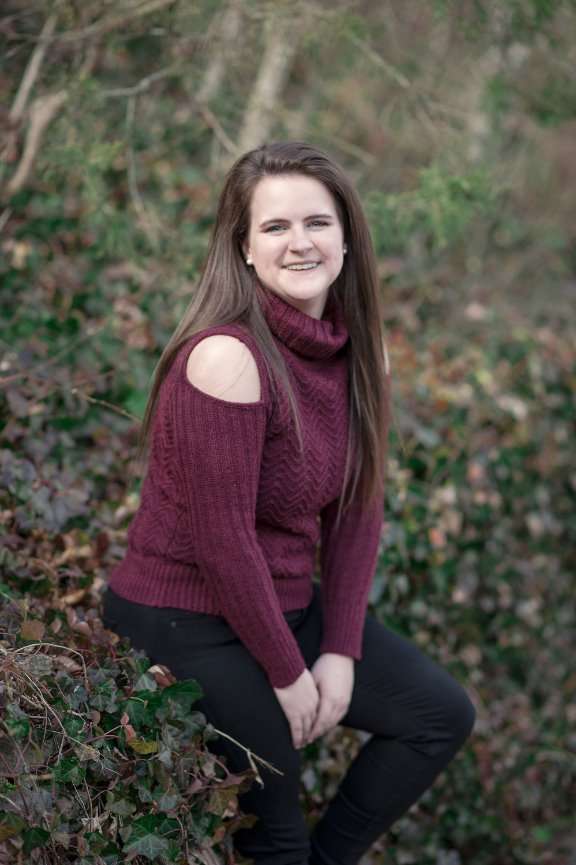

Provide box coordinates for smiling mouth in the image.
[283,262,321,271]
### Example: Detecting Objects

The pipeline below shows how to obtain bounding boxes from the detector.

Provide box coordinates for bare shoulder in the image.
[185,334,261,403]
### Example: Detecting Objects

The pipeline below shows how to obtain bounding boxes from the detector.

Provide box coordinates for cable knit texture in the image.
[108,283,384,687]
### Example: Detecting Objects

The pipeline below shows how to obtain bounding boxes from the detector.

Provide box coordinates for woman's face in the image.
[244,173,346,319]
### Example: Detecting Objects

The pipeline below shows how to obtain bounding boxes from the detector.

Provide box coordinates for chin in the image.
[283,287,328,303]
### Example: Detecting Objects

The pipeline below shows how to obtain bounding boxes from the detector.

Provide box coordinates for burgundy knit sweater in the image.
[108,283,384,688]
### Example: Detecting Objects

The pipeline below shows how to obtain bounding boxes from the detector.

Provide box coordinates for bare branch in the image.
[5,90,68,197]
[345,32,412,90]
[10,12,58,122]
[125,94,163,249]
[69,389,141,423]
[25,0,179,44]
[237,5,303,154]
[209,725,284,786]
[196,103,237,155]
[197,0,243,104]
[328,137,378,169]
[102,64,179,98]
[0,208,12,235]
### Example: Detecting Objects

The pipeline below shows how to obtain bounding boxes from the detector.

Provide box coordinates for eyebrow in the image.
[259,213,334,228]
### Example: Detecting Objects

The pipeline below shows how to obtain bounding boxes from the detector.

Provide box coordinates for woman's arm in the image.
[319,489,384,661]
[172,332,307,689]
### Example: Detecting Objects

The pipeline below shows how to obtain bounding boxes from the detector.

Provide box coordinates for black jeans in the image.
[102,581,476,865]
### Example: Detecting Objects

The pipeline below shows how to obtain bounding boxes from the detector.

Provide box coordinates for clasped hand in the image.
[273,653,354,750]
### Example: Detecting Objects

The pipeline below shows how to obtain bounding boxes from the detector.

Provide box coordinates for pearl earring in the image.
[246,255,253,265]
[343,245,348,254]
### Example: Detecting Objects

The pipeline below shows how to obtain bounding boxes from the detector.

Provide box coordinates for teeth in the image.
[285,263,319,270]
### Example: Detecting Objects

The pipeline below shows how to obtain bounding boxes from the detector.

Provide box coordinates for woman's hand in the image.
[273,668,320,749]
[306,653,354,743]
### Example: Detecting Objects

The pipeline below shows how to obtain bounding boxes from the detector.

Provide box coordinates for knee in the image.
[447,682,476,748]
[402,676,476,759]
[436,676,476,756]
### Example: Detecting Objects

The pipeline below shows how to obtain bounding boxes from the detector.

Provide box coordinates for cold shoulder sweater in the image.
[108,283,385,688]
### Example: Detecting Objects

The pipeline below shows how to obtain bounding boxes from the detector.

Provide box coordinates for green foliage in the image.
[7,223,575,863]
[433,0,575,41]
[367,164,495,257]
[301,320,576,865]
[528,71,576,126]
[0,584,259,864]
[1,1,576,862]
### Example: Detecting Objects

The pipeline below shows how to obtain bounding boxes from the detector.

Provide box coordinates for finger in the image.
[307,716,322,742]
[292,720,305,750]
[303,724,315,745]
[309,715,336,742]
[307,703,330,742]
[311,697,346,740]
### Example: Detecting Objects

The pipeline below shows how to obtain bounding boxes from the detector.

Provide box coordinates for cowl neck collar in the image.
[258,282,349,360]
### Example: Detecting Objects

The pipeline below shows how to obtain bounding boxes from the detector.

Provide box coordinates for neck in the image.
[257,281,349,360]
[280,292,328,320]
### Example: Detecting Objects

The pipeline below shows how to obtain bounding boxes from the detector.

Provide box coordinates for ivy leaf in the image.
[156,790,180,811]
[160,680,204,713]
[106,791,137,816]
[128,738,158,755]
[123,814,179,860]
[0,814,26,842]
[206,788,238,819]
[54,757,86,785]
[134,671,158,692]
[124,832,169,860]
[22,826,50,853]
[4,706,30,740]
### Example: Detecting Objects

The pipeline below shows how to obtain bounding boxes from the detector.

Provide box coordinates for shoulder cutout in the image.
[185,335,262,404]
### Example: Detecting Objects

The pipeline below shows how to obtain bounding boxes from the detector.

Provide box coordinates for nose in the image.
[288,225,313,253]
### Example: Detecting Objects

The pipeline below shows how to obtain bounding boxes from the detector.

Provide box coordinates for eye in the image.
[309,220,330,228]
[264,224,285,233]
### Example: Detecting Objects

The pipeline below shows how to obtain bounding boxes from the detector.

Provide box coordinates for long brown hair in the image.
[136,141,392,525]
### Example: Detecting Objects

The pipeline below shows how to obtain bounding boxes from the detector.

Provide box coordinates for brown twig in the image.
[11,641,89,689]
[209,726,284,786]
[70,389,141,423]
[195,103,237,155]
[345,31,412,90]
[22,0,179,45]
[0,322,107,387]
[0,208,12,235]
[101,64,178,98]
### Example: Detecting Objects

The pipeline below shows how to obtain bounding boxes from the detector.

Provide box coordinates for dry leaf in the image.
[19,619,45,641]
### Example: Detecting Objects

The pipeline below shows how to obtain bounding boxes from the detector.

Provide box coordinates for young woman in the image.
[102,141,476,865]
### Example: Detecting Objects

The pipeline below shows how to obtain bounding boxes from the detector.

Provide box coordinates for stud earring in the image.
[246,255,253,265]
[343,244,348,254]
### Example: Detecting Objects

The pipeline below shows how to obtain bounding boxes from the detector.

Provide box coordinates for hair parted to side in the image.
[136,140,392,525]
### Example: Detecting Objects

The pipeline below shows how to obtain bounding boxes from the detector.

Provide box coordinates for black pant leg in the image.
[102,585,475,865]
[309,610,476,865]
[101,587,311,865]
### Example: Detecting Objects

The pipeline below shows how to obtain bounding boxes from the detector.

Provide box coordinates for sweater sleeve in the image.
[170,340,307,689]
[319,488,384,660]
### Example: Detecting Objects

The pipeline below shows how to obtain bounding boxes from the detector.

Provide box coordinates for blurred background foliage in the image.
[0,0,575,863]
